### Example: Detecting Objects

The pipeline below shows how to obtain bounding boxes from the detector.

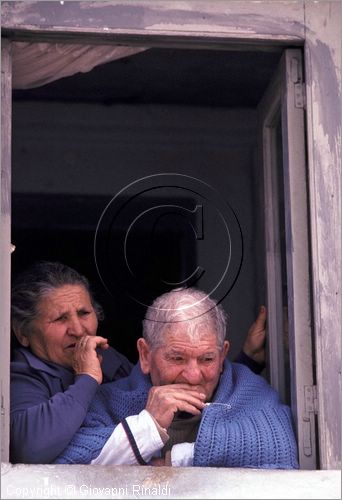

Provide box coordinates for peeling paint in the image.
[1,1,305,39]
[303,0,341,469]
[1,463,341,499]
[310,40,341,154]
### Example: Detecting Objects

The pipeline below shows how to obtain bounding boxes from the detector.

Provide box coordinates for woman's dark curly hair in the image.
[11,261,104,337]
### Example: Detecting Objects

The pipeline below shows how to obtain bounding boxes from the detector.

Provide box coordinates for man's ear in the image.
[13,327,30,347]
[222,340,230,357]
[137,338,151,374]
[221,340,230,363]
[220,340,230,372]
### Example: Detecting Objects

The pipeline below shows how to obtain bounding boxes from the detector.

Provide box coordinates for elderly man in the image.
[55,288,298,468]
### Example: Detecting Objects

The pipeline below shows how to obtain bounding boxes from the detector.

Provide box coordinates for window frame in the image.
[1,0,340,472]
[258,48,317,469]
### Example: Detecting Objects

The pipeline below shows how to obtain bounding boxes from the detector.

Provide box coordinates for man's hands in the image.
[73,335,109,384]
[145,384,206,430]
[242,305,267,364]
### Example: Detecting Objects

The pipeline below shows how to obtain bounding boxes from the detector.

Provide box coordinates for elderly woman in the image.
[10,261,132,464]
[54,287,298,469]
[10,261,266,464]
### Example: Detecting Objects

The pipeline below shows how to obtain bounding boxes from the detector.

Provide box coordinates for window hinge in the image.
[303,385,318,457]
[294,82,306,109]
[304,385,318,415]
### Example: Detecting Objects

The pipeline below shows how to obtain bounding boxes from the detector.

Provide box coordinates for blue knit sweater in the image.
[55,361,299,468]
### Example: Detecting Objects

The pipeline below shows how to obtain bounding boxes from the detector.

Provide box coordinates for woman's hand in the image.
[242,306,267,364]
[72,335,109,384]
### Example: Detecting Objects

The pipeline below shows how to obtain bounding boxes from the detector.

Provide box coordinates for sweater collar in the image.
[100,347,128,381]
[211,359,234,403]
[15,347,74,385]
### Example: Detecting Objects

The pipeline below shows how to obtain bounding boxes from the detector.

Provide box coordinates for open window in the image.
[9,44,284,364]
[258,49,317,469]
[2,40,315,471]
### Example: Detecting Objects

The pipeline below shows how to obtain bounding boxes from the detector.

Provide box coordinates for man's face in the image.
[138,324,229,402]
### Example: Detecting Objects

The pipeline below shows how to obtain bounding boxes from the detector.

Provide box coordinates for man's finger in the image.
[166,383,205,393]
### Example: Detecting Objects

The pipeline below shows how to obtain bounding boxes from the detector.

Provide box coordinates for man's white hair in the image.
[142,287,228,350]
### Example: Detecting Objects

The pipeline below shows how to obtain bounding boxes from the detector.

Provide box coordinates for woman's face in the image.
[24,285,98,368]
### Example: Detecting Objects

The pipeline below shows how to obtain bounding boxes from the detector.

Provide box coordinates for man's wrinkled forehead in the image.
[162,319,217,339]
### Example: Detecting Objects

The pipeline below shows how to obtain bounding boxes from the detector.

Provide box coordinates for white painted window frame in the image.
[258,48,317,469]
[0,37,12,464]
[1,1,340,472]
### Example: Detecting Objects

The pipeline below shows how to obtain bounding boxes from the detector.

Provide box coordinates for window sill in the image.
[1,462,340,499]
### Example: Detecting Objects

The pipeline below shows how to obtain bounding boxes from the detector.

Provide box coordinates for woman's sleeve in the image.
[234,350,266,374]
[10,371,98,464]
